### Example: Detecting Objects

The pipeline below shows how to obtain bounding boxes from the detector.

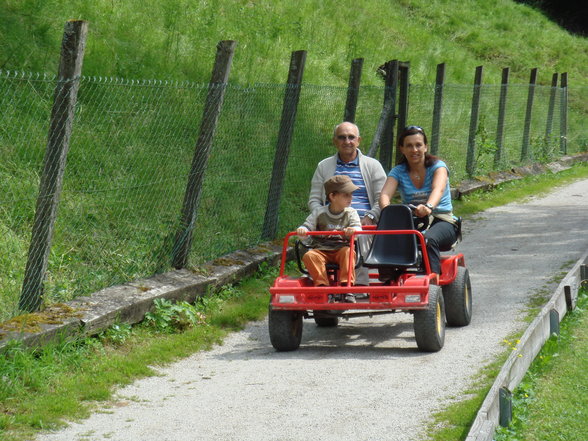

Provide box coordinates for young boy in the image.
[297,175,362,302]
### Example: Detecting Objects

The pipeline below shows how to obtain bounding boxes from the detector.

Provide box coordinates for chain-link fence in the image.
[409,82,573,182]
[0,69,586,320]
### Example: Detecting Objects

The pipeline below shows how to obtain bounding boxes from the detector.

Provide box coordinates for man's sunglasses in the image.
[336,134,357,141]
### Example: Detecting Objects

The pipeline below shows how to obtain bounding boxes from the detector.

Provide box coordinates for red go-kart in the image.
[268,204,472,352]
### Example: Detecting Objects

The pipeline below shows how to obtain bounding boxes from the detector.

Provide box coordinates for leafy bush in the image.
[99,322,133,346]
[143,298,206,333]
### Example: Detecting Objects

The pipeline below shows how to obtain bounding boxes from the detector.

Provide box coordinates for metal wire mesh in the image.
[409,83,567,182]
[0,69,586,320]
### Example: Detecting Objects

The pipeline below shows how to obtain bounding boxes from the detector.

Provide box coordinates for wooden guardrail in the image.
[466,248,588,440]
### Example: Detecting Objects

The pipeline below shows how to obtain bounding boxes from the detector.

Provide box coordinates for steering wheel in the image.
[407,204,430,231]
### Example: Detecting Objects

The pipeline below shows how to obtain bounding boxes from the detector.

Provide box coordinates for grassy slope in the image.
[0,0,586,313]
[1,0,587,87]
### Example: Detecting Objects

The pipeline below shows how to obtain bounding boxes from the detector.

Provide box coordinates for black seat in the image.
[364,205,420,279]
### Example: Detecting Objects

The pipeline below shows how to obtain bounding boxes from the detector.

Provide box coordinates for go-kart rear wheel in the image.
[313,312,339,327]
[442,266,472,327]
[268,307,303,351]
[413,284,445,352]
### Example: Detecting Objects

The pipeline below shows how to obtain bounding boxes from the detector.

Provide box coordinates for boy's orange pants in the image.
[302,247,355,286]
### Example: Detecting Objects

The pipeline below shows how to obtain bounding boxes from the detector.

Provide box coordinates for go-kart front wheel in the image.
[442,266,472,327]
[268,307,303,351]
[413,284,445,352]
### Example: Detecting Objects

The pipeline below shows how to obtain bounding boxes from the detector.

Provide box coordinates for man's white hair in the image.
[333,121,360,137]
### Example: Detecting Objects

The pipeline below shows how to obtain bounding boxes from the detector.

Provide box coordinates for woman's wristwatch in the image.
[365,212,376,221]
[425,203,434,211]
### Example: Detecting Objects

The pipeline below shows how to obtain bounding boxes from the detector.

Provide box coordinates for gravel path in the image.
[37,178,588,441]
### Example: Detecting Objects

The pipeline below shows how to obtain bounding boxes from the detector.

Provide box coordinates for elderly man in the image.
[308,121,387,286]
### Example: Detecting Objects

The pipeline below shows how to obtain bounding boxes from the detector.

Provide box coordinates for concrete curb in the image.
[0,242,288,352]
[465,248,588,441]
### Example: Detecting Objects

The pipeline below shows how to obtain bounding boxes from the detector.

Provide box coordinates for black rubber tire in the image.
[313,314,339,327]
[268,307,303,351]
[442,266,472,327]
[413,284,445,352]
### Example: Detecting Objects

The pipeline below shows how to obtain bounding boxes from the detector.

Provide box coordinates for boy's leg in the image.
[302,249,330,286]
[333,247,355,286]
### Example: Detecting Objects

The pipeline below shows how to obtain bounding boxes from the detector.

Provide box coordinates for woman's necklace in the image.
[411,170,423,181]
[410,168,425,186]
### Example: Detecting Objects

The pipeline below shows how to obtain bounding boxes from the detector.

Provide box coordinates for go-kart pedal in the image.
[328,293,356,303]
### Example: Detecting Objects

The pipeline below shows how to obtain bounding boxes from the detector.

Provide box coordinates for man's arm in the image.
[365,159,387,221]
[308,165,327,212]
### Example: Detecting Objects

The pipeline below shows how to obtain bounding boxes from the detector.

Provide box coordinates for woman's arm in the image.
[379,176,399,209]
[427,166,448,208]
[412,166,448,217]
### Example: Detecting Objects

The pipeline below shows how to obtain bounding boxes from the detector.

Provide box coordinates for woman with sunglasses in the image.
[379,125,459,275]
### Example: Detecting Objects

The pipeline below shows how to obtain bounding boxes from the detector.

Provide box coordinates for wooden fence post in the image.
[520,68,538,162]
[394,61,410,164]
[494,67,510,168]
[171,40,237,269]
[466,65,483,178]
[544,72,558,158]
[19,20,88,312]
[368,59,398,169]
[559,72,568,154]
[430,62,445,156]
[343,58,363,123]
[261,50,307,240]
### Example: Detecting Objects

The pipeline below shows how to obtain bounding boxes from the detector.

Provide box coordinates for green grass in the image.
[424,266,581,441]
[2,167,588,441]
[494,289,588,441]
[426,358,508,441]
[2,0,587,87]
[0,73,585,319]
[1,0,587,319]
[0,266,275,441]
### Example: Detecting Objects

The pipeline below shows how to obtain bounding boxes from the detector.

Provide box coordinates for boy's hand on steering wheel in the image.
[344,227,356,237]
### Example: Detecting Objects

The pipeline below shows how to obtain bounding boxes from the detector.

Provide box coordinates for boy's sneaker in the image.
[343,294,356,303]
